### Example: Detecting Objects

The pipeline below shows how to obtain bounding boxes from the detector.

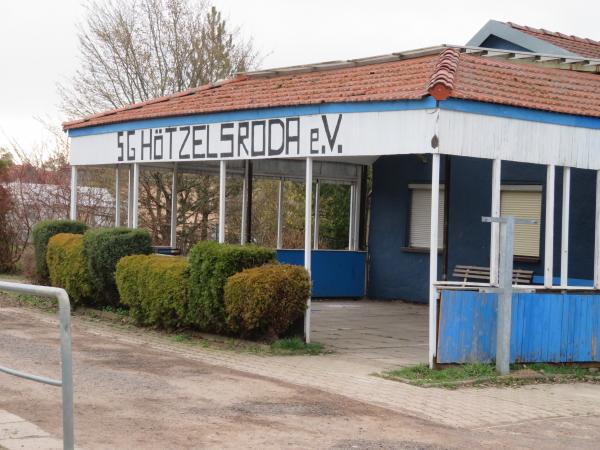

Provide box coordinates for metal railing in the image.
[0,281,74,450]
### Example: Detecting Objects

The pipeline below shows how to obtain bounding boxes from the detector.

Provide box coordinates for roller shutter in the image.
[409,186,445,249]
[500,188,542,257]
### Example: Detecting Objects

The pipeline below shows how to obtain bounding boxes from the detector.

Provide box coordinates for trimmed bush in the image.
[188,241,276,332]
[116,255,189,328]
[224,264,310,340]
[46,233,93,304]
[33,220,87,280]
[83,227,152,305]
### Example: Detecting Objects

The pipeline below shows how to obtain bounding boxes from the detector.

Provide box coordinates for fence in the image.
[0,281,74,450]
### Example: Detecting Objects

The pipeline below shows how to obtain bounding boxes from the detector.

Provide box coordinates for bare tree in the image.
[59,0,257,117]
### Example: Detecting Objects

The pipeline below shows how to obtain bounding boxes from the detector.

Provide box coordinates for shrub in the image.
[32,220,88,280]
[224,264,310,340]
[187,241,276,332]
[46,233,93,304]
[83,227,152,305]
[116,255,189,328]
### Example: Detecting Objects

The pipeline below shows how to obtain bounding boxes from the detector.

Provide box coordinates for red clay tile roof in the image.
[63,47,600,131]
[508,22,600,59]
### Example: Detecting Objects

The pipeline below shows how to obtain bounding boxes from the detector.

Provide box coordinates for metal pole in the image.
[132,163,140,228]
[240,161,248,245]
[490,159,501,285]
[0,282,74,450]
[304,157,313,343]
[353,176,361,251]
[496,217,515,375]
[595,170,600,289]
[560,167,570,287]
[170,163,178,248]
[69,166,77,220]
[348,184,355,250]
[127,165,134,228]
[277,178,284,249]
[114,167,121,227]
[544,165,555,288]
[219,160,227,244]
[313,180,320,250]
[429,153,440,368]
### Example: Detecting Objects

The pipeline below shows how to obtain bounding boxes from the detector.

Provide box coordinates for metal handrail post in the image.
[0,281,74,450]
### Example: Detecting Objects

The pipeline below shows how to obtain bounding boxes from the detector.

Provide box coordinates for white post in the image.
[595,170,600,289]
[132,163,140,228]
[304,157,313,343]
[429,153,440,368]
[490,159,501,285]
[127,165,134,228]
[114,167,121,227]
[170,163,178,248]
[240,161,248,245]
[69,166,78,220]
[313,180,320,249]
[353,174,362,250]
[277,178,284,249]
[219,160,226,244]
[560,167,570,287]
[348,184,355,250]
[544,165,555,288]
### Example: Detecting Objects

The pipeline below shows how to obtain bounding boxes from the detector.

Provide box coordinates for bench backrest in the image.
[453,265,533,285]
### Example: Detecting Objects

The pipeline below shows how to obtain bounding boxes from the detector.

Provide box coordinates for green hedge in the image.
[224,264,310,340]
[116,255,189,329]
[83,227,152,305]
[46,233,93,304]
[187,241,275,332]
[33,220,87,280]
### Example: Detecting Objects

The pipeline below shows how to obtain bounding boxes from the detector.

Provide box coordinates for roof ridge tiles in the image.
[427,48,460,100]
[507,21,600,46]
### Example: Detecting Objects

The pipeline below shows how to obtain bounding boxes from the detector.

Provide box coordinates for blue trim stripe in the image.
[68,98,438,137]
[439,98,600,130]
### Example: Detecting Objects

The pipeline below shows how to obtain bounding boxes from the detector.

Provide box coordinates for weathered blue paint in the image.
[67,98,438,137]
[368,155,596,301]
[276,249,366,298]
[437,290,600,363]
[531,276,593,287]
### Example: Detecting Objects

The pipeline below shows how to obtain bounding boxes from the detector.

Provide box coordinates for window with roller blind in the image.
[408,184,445,249]
[500,185,542,258]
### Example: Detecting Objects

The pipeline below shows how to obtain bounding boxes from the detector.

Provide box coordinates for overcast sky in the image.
[1,0,599,154]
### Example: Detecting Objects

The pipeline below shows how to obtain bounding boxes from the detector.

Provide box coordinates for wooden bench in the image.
[152,246,182,256]
[453,265,533,285]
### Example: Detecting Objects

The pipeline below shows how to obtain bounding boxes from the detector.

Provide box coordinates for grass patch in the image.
[270,337,327,355]
[380,363,600,389]
[101,305,129,317]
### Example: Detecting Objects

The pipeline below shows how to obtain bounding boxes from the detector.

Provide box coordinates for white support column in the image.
[219,160,226,244]
[353,174,362,250]
[132,163,140,228]
[69,166,78,220]
[114,167,121,227]
[313,180,320,250]
[595,170,600,289]
[348,184,355,250]
[304,157,313,343]
[490,159,501,285]
[429,153,440,368]
[276,178,284,249]
[240,161,248,245]
[560,167,570,287]
[170,163,178,248]
[127,165,134,228]
[544,165,555,288]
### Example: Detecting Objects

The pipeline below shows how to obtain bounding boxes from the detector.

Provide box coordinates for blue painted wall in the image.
[437,290,600,363]
[368,155,596,302]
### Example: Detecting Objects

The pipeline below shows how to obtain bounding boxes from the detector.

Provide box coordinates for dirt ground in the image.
[1,301,600,449]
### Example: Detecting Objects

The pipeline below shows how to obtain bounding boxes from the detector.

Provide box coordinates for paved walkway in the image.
[312,300,428,369]
[0,410,63,450]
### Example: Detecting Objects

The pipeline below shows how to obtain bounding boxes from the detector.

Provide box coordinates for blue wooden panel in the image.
[437,290,600,364]
[531,275,593,286]
[276,250,366,298]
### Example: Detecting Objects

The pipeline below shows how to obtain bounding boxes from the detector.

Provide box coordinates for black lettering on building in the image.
[322,114,343,153]
[165,127,177,159]
[238,122,250,156]
[251,121,266,157]
[310,128,319,154]
[126,130,136,160]
[285,118,300,155]
[268,119,285,156]
[140,129,153,160]
[117,132,124,161]
[178,126,190,159]
[220,123,234,157]
[153,129,163,160]
[192,125,206,159]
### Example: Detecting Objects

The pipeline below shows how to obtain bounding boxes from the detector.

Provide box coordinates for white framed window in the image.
[500,185,542,258]
[408,184,445,249]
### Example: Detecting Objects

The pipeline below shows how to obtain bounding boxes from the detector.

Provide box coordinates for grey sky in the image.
[1,0,598,154]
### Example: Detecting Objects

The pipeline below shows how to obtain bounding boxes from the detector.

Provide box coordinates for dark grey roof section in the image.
[467,19,580,58]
